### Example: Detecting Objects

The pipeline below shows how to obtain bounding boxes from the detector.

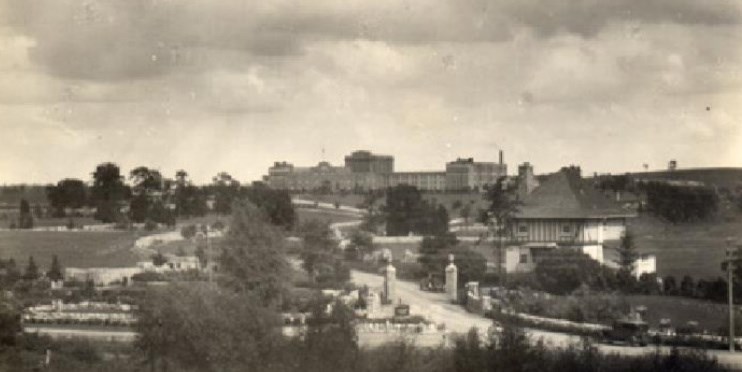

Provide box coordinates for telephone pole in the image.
[726,238,738,352]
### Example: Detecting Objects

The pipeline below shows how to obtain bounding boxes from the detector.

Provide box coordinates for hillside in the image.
[629,167,742,190]
[627,212,741,280]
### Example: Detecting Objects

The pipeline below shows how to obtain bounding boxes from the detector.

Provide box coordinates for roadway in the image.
[350,269,742,369]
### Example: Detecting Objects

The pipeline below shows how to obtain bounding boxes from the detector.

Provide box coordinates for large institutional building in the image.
[264,150,507,192]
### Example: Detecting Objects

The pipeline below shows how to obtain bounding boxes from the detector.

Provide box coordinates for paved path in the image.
[350,269,742,369]
[24,324,137,342]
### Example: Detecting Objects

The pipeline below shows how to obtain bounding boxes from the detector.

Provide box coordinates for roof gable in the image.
[515,171,635,219]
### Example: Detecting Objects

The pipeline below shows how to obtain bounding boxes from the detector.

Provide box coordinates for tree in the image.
[18,199,33,229]
[484,177,520,279]
[46,178,87,217]
[218,200,289,307]
[136,283,284,372]
[151,252,167,267]
[173,170,208,218]
[212,172,240,214]
[297,298,359,372]
[129,193,150,223]
[23,256,39,281]
[346,230,374,260]
[451,200,463,211]
[180,224,197,240]
[129,166,163,195]
[385,185,449,236]
[90,163,129,222]
[534,250,606,295]
[680,275,696,297]
[460,203,472,230]
[0,291,21,347]
[2,259,20,286]
[418,234,486,285]
[664,276,678,295]
[298,220,348,287]
[47,255,63,282]
[617,232,639,291]
[242,182,296,229]
[32,203,44,219]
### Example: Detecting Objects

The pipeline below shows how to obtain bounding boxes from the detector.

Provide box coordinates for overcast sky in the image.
[1,0,741,185]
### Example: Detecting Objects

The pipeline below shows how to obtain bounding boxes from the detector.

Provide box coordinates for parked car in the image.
[603,318,650,346]
[419,274,445,292]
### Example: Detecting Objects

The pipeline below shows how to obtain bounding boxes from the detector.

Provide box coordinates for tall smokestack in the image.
[499,150,503,165]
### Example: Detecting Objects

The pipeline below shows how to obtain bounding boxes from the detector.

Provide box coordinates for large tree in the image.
[46,178,88,217]
[617,232,639,291]
[129,166,163,195]
[298,220,349,287]
[242,182,296,229]
[23,256,39,281]
[90,162,129,222]
[18,199,33,229]
[483,177,521,280]
[384,185,448,236]
[217,200,289,307]
[136,283,284,372]
[172,170,207,218]
[47,255,63,282]
[212,172,240,214]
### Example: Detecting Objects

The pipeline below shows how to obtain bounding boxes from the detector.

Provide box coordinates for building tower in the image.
[445,254,458,303]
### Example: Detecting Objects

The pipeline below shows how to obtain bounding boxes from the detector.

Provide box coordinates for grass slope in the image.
[627,214,740,280]
[0,231,141,269]
[630,167,742,190]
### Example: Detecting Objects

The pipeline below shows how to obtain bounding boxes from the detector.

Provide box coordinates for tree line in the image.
[42,162,295,229]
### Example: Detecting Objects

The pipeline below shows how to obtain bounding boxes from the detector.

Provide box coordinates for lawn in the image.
[0,231,142,269]
[295,192,489,218]
[627,214,740,280]
[295,208,362,225]
[625,294,729,333]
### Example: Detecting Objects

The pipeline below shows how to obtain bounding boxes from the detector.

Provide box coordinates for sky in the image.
[1,0,741,185]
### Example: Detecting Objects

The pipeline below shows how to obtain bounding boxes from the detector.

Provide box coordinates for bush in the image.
[131,271,167,282]
[144,219,158,231]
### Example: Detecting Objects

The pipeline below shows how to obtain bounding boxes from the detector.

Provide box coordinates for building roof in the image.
[515,170,636,220]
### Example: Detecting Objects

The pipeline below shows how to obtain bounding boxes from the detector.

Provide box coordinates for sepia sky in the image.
[1,0,741,185]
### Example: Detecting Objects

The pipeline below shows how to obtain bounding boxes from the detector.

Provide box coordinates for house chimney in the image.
[499,150,503,165]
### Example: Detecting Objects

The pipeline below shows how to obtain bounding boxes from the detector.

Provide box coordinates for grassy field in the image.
[295,208,361,225]
[295,192,489,218]
[625,294,729,333]
[626,214,740,280]
[0,231,142,269]
[629,167,742,190]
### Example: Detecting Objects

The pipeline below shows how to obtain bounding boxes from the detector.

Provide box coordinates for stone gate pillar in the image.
[383,257,396,304]
[445,254,458,303]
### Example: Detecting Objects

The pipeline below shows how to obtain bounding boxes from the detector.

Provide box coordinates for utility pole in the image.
[727,238,738,352]
[204,224,213,283]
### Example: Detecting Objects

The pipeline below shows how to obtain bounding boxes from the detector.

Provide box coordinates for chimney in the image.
[499,150,503,165]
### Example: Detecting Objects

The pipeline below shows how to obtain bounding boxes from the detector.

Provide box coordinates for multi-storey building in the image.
[344,150,394,174]
[264,150,508,192]
[388,172,446,191]
[445,152,507,191]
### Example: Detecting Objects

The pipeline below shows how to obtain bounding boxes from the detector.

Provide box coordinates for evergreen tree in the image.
[4,259,20,285]
[23,256,39,281]
[47,255,63,281]
[617,232,639,291]
[18,199,34,229]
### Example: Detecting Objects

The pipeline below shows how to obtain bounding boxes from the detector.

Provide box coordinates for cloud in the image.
[494,0,742,38]
[5,0,739,81]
